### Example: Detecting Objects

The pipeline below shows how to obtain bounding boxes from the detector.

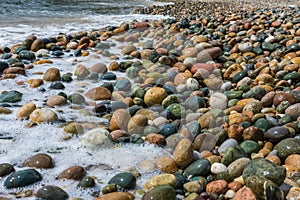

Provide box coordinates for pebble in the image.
[209,92,228,110]
[0,163,15,177]
[285,103,300,120]
[232,186,257,200]
[206,180,228,195]
[127,114,148,135]
[96,192,135,200]
[218,139,238,154]
[46,95,67,107]
[23,153,54,169]
[43,68,61,82]
[144,87,167,107]
[108,172,136,189]
[0,90,23,103]
[274,138,300,159]
[183,159,211,177]
[63,122,84,135]
[35,185,69,200]
[57,165,86,180]
[183,181,203,193]
[29,108,58,123]
[143,174,177,190]
[4,169,42,188]
[173,138,194,168]
[285,155,300,170]
[85,87,112,100]
[110,109,131,131]
[211,162,227,174]
[80,128,112,148]
[155,156,179,173]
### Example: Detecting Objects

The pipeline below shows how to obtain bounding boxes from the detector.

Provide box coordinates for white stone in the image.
[29,108,58,123]
[186,78,199,91]
[211,162,228,174]
[209,92,228,110]
[80,128,112,148]
[225,189,236,199]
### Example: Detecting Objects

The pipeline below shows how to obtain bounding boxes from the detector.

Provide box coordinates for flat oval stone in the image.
[143,174,177,190]
[285,103,300,120]
[23,153,54,169]
[96,192,135,200]
[57,165,86,180]
[227,157,250,178]
[80,128,112,148]
[274,138,300,159]
[221,145,248,166]
[240,140,260,156]
[242,158,286,186]
[0,163,15,177]
[142,184,176,200]
[108,172,136,189]
[0,90,23,103]
[63,122,84,135]
[29,108,58,123]
[43,68,61,82]
[144,87,167,107]
[218,139,238,154]
[265,126,292,143]
[173,138,194,168]
[183,159,211,177]
[77,176,95,188]
[36,185,68,200]
[211,163,227,174]
[4,169,42,188]
[206,180,228,195]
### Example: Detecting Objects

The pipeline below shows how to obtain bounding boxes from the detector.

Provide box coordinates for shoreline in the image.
[0,0,300,199]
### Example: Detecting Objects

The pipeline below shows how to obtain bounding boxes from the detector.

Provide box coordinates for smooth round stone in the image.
[243,158,286,186]
[85,87,112,101]
[173,138,194,168]
[96,192,135,200]
[0,163,15,177]
[74,64,90,79]
[232,70,248,83]
[108,172,136,189]
[46,95,67,107]
[273,92,296,107]
[254,118,270,132]
[265,126,292,143]
[143,174,177,190]
[144,87,167,107]
[114,78,131,91]
[243,126,264,141]
[227,157,250,178]
[68,93,85,104]
[221,145,248,166]
[242,87,266,100]
[221,82,232,91]
[159,123,176,137]
[156,156,179,173]
[210,92,228,110]
[206,180,228,195]
[77,176,95,188]
[274,138,300,159]
[57,165,86,180]
[183,159,211,177]
[285,154,300,169]
[185,96,206,111]
[0,61,9,72]
[19,50,35,60]
[142,184,176,200]
[122,44,137,55]
[211,163,227,174]
[232,186,257,200]
[110,109,131,131]
[245,176,284,200]
[64,122,84,135]
[43,68,61,82]
[29,108,58,123]
[162,94,179,109]
[286,187,300,200]
[224,91,243,100]
[242,100,262,114]
[218,139,238,154]
[183,181,203,193]
[186,78,199,91]
[127,114,148,134]
[238,42,252,53]
[166,103,185,119]
[23,153,54,169]
[49,82,65,90]
[100,72,117,80]
[0,107,12,114]
[80,128,112,148]
[4,169,42,188]
[285,103,300,120]
[0,90,23,103]
[36,185,68,200]
[240,140,260,156]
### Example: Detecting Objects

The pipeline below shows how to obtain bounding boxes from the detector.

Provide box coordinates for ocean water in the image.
[0,0,169,46]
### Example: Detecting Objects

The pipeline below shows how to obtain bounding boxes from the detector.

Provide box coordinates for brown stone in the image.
[27,79,43,88]
[110,109,131,131]
[233,186,258,200]
[46,95,67,107]
[228,125,244,141]
[144,87,167,107]
[16,103,36,119]
[57,165,86,180]
[174,71,192,86]
[261,92,275,107]
[127,114,148,135]
[85,87,112,100]
[173,138,193,168]
[43,68,61,82]
[74,64,90,79]
[3,67,25,75]
[206,180,228,195]
[156,156,179,173]
[273,92,296,107]
[95,192,135,200]
[145,133,165,146]
[89,63,107,74]
[228,181,243,192]
[197,47,222,63]
[243,126,264,141]
[110,130,129,141]
[285,154,300,169]
[23,153,54,169]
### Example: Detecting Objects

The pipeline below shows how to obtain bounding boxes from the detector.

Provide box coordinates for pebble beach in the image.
[0,0,300,199]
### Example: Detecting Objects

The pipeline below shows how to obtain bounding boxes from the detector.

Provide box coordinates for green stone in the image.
[276,101,291,113]
[68,93,85,104]
[142,184,176,200]
[245,176,284,200]
[232,70,247,83]
[166,103,186,119]
[0,90,23,103]
[102,184,117,194]
[262,42,276,52]
[243,158,286,186]
[278,115,292,125]
[183,159,211,177]
[274,138,300,159]
[287,44,300,52]
[221,145,248,166]
[143,125,159,136]
[224,91,243,100]
[240,140,260,156]
[61,74,73,82]
[162,94,179,109]
[126,66,139,79]
[254,118,270,132]
[4,169,42,188]
[228,99,238,107]
[36,185,68,200]
[252,46,263,55]
[77,176,95,188]
[0,61,9,72]
[283,71,300,82]
[242,87,266,100]
[185,96,206,111]
[13,46,27,54]
[108,172,136,189]
[19,50,36,60]
[216,172,234,183]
